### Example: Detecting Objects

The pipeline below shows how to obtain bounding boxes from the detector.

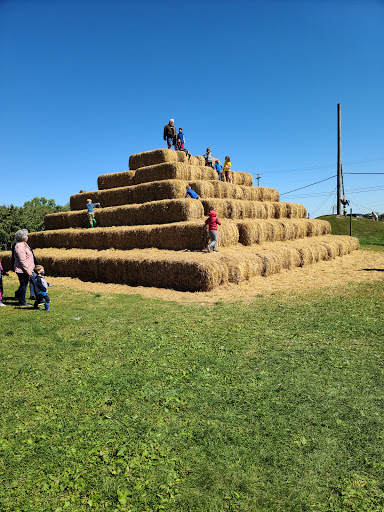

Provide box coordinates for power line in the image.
[280,176,336,196]
[264,156,384,174]
[311,188,337,217]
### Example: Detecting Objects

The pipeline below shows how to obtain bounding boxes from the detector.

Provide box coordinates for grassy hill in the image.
[318,215,384,246]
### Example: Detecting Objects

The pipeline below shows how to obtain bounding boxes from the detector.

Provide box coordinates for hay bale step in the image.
[98,161,254,190]
[30,219,332,252]
[129,148,188,170]
[236,218,331,245]
[0,236,358,292]
[201,199,307,219]
[98,162,217,189]
[45,199,204,230]
[70,180,279,210]
[28,221,239,251]
[97,170,136,190]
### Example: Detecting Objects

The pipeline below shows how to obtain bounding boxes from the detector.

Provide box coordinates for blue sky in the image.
[1,0,383,217]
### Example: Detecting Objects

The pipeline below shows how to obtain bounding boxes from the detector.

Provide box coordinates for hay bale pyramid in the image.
[24,149,359,291]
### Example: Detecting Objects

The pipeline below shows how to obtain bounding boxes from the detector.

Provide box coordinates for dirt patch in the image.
[47,249,384,305]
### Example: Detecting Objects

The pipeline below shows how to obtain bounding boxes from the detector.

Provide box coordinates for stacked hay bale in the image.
[0,148,359,291]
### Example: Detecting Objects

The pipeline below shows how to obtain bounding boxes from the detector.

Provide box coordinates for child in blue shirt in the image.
[177,128,185,148]
[86,199,101,227]
[185,186,199,199]
[177,128,192,160]
[33,265,52,312]
[213,161,223,181]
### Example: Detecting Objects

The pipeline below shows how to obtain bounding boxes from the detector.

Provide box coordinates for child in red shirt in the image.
[205,209,221,253]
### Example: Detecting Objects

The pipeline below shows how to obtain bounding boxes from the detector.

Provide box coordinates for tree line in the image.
[0,197,70,250]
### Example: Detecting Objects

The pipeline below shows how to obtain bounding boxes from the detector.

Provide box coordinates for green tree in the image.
[0,197,70,250]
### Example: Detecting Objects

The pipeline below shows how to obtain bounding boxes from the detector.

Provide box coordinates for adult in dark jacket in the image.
[163,119,177,150]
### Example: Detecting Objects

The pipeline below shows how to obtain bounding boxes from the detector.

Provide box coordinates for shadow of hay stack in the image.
[1,148,359,291]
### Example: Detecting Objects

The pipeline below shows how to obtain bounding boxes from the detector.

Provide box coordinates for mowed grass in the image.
[1,274,384,511]
[319,215,384,247]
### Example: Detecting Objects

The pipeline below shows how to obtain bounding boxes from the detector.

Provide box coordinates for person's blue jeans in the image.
[208,230,218,251]
[15,272,29,305]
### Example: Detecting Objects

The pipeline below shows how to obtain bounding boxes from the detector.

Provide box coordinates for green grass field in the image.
[1,268,384,511]
[318,216,384,247]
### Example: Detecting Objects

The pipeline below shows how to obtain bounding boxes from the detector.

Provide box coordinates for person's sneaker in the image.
[207,245,211,253]
[0,302,6,307]
[213,250,219,253]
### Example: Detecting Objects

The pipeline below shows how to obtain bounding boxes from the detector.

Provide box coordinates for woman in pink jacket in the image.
[13,229,35,306]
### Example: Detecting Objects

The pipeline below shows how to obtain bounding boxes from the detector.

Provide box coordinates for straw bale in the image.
[129,149,179,170]
[236,218,332,246]
[72,180,282,211]
[70,180,190,210]
[98,170,136,190]
[28,220,239,251]
[257,246,302,275]
[257,187,280,202]
[194,156,206,167]
[7,234,358,292]
[200,199,306,220]
[201,199,268,220]
[188,181,243,200]
[297,242,329,266]
[134,162,218,185]
[231,172,253,187]
[285,202,307,218]
[189,156,199,166]
[235,186,279,202]
[176,151,189,163]
[305,219,331,237]
[45,199,205,230]
[217,253,265,283]
[26,247,224,291]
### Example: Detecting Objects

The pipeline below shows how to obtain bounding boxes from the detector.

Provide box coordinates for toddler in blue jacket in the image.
[33,265,52,312]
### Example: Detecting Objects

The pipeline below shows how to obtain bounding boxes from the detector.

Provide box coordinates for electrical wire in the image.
[264,156,384,174]
[310,188,336,217]
[347,192,380,213]
[280,176,336,196]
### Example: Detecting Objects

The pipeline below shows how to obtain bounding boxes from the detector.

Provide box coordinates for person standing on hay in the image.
[223,156,232,183]
[176,128,192,159]
[205,209,221,253]
[185,185,199,199]
[163,118,177,150]
[213,160,223,181]
[204,147,213,167]
[86,199,101,228]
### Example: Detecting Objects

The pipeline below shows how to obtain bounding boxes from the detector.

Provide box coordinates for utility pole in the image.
[256,173,262,186]
[337,103,342,215]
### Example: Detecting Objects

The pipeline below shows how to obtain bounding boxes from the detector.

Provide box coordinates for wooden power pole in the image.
[337,103,342,215]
